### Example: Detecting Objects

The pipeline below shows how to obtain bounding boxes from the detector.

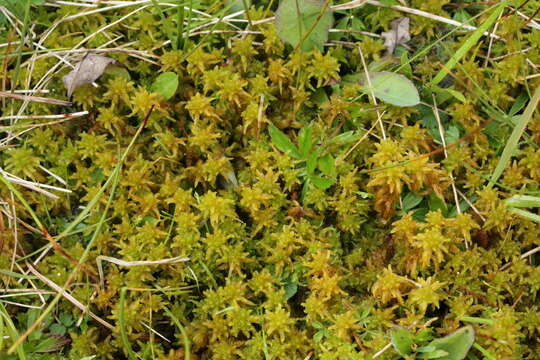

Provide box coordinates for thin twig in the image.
[0,91,71,106]
[26,263,113,329]
[356,44,386,140]
[432,95,465,247]
[483,10,503,67]
[456,189,486,223]
[500,246,540,271]
[97,255,189,287]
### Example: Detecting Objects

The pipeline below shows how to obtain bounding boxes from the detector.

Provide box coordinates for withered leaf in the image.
[62,54,115,98]
[381,17,410,55]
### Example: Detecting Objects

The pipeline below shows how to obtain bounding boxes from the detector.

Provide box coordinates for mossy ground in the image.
[1,1,539,359]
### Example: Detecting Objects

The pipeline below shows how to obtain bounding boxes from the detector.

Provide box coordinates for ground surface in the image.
[0,0,539,359]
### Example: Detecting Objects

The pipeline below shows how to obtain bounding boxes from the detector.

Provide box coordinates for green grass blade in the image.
[162,306,190,360]
[0,269,38,280]
[0,302,27,360]
[177,1,185,49]
[488,86,540,188]
[11,0,32,90]
[507,208,540,224]
[461,316,494,326]
[472,343,496,360]
[505,195,540,208]
[119,287,138,360]
[429,1,507,86]
[151,0,178,50]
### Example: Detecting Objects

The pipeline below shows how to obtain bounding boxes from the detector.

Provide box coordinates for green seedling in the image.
[312,321,331,343]
[269,124,360,198]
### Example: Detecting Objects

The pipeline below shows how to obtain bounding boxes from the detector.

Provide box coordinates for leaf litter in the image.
[381,17,410,55]
[62,53,116,98]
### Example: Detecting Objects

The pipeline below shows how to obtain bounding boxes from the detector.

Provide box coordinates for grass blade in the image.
[119,288,137,360]
[488,86,540,188]
[0,302,27,360]
[430,1,507,86]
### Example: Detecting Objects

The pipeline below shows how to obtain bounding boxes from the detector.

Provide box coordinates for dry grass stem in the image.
[356,44,386,140]
[26,263,114,329]
[141,321,172,342]
[97,255,190,287]
[0,91,72,106]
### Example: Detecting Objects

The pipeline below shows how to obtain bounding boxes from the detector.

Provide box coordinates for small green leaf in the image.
[60,312,74,327]
[327,130,361,146]
[313,331,324,342]
[151,72,179,100]
[275,0,334,51]
[399,51,413,77]
[310,176,335,190]
[427,326,475,360]
[269,124,301,159]
[34,335,66,353]
[318,153,336,177]
[298,125,313,157]
[284,282,298,299]
[312,321,323,329]
[312,88,330,106]
[428,193,447,213]
[401,192,423,212]
[49,323,66,336]
[509,92,529,116]
[431,86,467,103]
[445,88,466,103]
[415,329,434,343]
[105,65,131,80]
[307,151,318,174]
[362,71,420,107]
[445,125,461,144]
[390,326,414,356]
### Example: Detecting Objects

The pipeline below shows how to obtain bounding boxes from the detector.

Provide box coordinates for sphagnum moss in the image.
[1,1,540,359]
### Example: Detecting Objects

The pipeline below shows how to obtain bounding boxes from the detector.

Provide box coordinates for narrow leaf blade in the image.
[269,124,301,159]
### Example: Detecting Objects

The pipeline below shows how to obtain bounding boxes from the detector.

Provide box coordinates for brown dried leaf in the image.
[62,54,115,98]
[381,17,410,55]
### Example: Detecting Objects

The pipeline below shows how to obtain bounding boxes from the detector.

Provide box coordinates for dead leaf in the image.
[62,54,115,98]
[381,17,410,55]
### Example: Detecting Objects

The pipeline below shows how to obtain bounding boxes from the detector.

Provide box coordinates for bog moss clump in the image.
[1,1,540,359]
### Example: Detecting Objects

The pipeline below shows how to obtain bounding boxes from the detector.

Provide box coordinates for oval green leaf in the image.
[390,326,414,356]
[363,71,420,107]
[151,72,179,100]
[275,0,333,51]
[427,326,475,360]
